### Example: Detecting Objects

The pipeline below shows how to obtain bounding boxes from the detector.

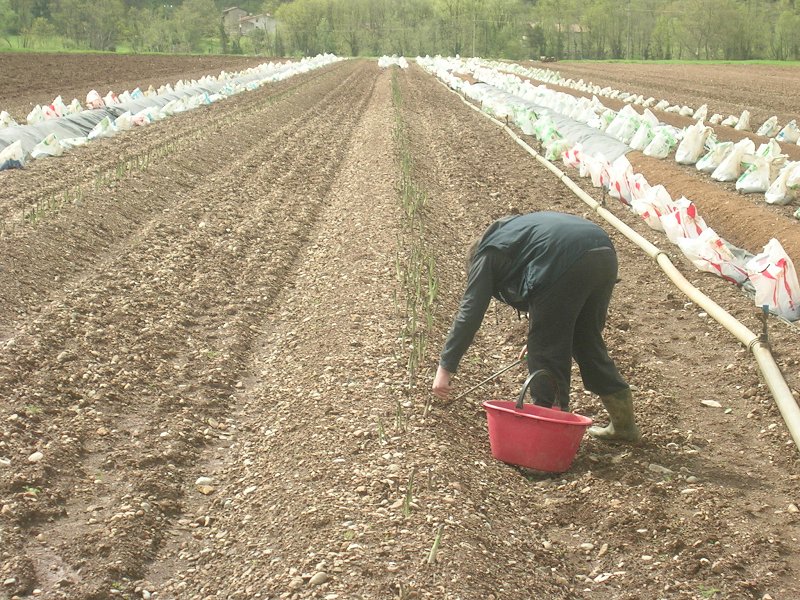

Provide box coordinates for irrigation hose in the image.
[435,76,800,454]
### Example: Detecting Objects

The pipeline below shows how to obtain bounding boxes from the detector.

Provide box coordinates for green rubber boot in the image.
[588,388,641,442]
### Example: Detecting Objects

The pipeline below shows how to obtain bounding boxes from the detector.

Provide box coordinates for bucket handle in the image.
[515,369,561,410]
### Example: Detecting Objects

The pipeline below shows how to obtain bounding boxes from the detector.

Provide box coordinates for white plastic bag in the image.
[660,197,707,244]
[608,155,635,204]
[711,138,755,182]
[734,110,751,131]
[518,109,537,135]
[562,144,583,170]
[736,157,773,194]
[31,133,64,159]
[132,107,156,127]
[0,110,16,128]
[696,141,733,173]
[0,140,25,171]
[765,161,800,205]
[614,117,640,145]
[606,105,638,139]
[584,153,611,188]
[675,121,712,165]
[26,105,45,124]
[114,112,133,132]
[545,138,571,161]
[692,104,708,121]
[757,116,780,138]
[86,90,105,109]
[59,137,89,150]
[103,90,119,106]
[629,122,655,151]
[50,96,67,117]
[629,172,651,203]
[677,228,749,284]
[776,120,800,144]
[88,116,115,140]
[643,126,677,159]
[756,139,782,159]
[631,184,673,232]
[745,239,800,321]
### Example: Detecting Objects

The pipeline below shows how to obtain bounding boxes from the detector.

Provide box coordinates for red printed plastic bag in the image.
[609,155,635,204]
[86,90,105,109]
[583,153,611,189]
[631,184,673,232]
[677,228,748,284]
[659,197,707,244]
[746,239,800,321]
[562,144,583,170]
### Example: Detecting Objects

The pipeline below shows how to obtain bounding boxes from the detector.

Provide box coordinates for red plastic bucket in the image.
[482,370,593,473]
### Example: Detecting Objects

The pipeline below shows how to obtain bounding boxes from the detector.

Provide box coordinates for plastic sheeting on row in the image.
[417,57,629,161]
[0,54,342,171]
[498,60,799,144]
[445,56,797,208]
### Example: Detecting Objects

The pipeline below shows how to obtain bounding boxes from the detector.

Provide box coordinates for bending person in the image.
[431,211,640,442]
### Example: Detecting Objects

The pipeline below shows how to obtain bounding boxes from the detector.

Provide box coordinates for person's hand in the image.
[517,344,528,361]
[432,365,453,400]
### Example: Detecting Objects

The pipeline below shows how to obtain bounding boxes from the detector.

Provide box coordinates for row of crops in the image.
[417,56,800,322]
[0,54,342,172]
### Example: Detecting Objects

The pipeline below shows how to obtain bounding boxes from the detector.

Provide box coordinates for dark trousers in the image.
[526,247,628,409]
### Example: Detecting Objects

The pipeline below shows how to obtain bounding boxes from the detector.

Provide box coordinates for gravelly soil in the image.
[0,55,799,600]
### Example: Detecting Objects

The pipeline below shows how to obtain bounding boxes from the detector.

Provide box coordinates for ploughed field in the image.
[1,55,799,600]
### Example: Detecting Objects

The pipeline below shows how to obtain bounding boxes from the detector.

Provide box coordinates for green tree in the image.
[174,0,218,52]
[772,6,800,59]
[315,15,333,52]
[51,0,124,50]
[276,0,327,55]
[0,0,18,44]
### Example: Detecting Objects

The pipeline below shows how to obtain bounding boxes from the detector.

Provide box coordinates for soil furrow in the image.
[395,64,800,599]
[0,63,343,225]
[0,60,377,599]
[0,62,353,326]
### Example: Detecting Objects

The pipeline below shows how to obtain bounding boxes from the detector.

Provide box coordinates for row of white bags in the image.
[497,59,800,144]
[0,94,210,170]
[1,54,344,172]
[577,151,800,320]
[677,123,800,204]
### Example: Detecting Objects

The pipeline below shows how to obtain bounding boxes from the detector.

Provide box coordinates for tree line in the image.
[1,0,798,60]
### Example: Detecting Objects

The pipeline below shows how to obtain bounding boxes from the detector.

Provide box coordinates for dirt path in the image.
[1,58,799,600]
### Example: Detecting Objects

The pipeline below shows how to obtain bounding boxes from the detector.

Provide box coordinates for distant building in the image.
[223,6,277,37]
[240,14,277,36]
[222,7,247,35]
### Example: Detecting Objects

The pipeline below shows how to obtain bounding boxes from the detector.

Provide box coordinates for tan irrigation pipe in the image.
[434,76,800,454]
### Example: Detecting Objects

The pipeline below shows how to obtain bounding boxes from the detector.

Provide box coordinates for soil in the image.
[1,55,800,600]
[0,53,275,123]
[532,62,800,135]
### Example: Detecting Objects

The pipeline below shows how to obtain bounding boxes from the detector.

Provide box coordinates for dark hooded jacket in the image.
[440,212,614,372]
